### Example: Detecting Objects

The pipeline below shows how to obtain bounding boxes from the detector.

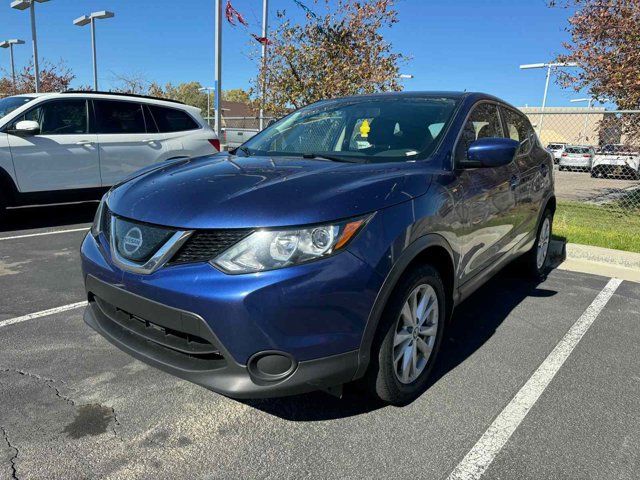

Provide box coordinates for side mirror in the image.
[10,120,40,136]
[463,137,519,168]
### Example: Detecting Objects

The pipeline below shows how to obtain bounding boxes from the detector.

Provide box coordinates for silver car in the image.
[558,145,595,171]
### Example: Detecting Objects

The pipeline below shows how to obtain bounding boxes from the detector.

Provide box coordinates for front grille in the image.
[92,295,225,365]
[169,229,251,265]
[112,216,176,263]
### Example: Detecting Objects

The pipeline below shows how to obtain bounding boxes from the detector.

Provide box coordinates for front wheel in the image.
[363,265,446,405]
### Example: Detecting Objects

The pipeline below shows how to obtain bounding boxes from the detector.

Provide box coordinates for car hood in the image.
[107,154,434,229]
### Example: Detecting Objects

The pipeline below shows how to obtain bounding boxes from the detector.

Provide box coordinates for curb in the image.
[550,239,640,283]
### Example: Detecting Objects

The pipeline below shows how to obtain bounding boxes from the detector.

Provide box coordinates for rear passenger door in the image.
[500,107,548,241]
[93,100,166,187]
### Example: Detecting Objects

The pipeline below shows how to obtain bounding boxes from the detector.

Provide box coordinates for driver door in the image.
[454,102,520,283]
[7,99,100,192]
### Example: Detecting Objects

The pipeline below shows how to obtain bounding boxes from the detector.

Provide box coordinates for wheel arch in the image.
[354,233,457,379]
[0,167,18,206]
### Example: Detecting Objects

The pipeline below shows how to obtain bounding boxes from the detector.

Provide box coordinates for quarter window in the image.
[455,103,504,162]
[94,100,147,134]
[148,105,199,132]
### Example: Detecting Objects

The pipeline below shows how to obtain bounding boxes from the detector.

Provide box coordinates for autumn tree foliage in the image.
[255,0,404,116]
[0,61,75,95]
[551,0,640,109]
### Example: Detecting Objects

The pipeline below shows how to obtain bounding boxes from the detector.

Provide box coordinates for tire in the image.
[521,209,553,278]
[0,192,7,225]
[363,264,446,406]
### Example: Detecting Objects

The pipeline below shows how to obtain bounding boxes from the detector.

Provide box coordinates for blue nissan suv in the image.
[81,92,555,405]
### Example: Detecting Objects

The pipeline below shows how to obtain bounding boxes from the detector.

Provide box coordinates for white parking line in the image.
[0,227,89,241]
[0,302,87,329]
[447,277,623,480]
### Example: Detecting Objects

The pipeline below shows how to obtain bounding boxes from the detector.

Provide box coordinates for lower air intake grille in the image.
[169,229,251,265]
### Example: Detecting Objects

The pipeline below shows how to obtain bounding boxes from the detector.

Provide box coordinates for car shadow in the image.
[1,202,98,232]
[242,264,557,421]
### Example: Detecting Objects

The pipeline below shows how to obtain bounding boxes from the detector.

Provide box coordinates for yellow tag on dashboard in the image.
[360,119,370,138]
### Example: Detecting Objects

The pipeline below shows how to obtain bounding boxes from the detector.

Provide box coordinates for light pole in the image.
[199,86,215,126]
[11,0,50,93]
[214,0,222,141]
[258,0,269,131]
[0,39,25,91]
[397,74,414,79]
[520,62,578,138]
[73,11,115,91]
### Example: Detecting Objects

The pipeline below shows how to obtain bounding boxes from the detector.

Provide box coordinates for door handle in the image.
[76,140,93,145]
[540,163,548,177]
[142,139,157,144]
[510,175,520,190]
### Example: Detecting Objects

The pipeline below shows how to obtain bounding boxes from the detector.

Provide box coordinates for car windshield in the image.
[0,96,36,119]
[566,147,590,154]
[239,96,460,163]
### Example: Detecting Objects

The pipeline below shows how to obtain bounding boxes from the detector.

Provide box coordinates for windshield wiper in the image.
[232,146,252,157]
[301,153,362,163]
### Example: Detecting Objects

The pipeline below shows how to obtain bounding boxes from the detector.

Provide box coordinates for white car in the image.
[558,145,595,171]
[0,91,219,219]
[547,142,566,164]
[591,144,640,180]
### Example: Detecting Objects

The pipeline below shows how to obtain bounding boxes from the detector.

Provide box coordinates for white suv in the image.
[0,91,219,219]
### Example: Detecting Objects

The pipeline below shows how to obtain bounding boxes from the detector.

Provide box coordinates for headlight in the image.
[213,215,373,273]
[91,192,109,237]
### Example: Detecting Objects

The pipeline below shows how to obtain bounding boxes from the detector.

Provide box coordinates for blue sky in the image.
[0,0,592,107]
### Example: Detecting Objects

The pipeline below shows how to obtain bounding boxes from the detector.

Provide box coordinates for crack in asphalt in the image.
[1,368,121,439]
[0,425,19,480]
[1,368,74,407]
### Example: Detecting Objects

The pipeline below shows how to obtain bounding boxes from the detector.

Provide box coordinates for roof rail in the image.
[61,90,185,105]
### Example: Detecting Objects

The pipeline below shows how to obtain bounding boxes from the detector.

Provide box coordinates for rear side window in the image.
[455,103,504,162]
[502,108,536,156]
[148,105,199,132]
[94,100,147,134]
[16,99,89,135]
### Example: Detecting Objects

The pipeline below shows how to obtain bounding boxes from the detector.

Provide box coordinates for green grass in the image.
[553,201,640,253]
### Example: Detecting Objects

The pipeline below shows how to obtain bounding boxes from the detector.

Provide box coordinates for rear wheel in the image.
[363,265,446,405]
[521,209,553,278]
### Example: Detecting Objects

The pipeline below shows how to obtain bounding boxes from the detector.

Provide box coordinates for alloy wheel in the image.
[537,216,551,270]
[392,284,439,384]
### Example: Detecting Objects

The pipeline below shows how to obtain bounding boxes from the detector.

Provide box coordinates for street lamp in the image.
[0,39,25,91]
[520,62,578,136]
[213,0,223,141]
[199,86,215,126]
[397,74,414,79]
[258,0,269,131]
[10,0,50,93]
[73,11,115,91]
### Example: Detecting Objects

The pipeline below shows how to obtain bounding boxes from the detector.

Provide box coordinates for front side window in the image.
[148,105,199,133]
[502,108,536,156]
[94,100,146,134]
[455,103,504,162]
[240,96,460,163]
[16,99,88,135]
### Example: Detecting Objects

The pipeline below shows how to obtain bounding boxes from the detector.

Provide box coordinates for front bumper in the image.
[81,231,383,398]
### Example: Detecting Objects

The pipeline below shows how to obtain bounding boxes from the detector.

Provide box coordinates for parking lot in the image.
[0,204,639,480]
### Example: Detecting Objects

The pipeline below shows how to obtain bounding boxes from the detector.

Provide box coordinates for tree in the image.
[255,0,404,116]
[0,61,75,95]
[223,88,251,104]
[550,0,640,109]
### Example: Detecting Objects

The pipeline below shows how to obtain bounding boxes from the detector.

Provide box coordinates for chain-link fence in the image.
[519,108,640,210]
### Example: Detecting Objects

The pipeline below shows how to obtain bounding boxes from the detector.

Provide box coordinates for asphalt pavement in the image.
[0,204,638,480]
